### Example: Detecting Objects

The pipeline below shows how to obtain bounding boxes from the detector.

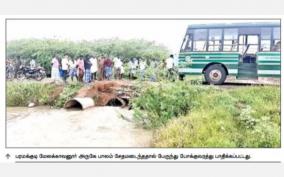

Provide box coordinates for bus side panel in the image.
[257,52,281,77]
[178,52,240,75]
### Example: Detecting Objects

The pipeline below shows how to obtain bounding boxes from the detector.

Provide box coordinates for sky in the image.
[7,19,279,54]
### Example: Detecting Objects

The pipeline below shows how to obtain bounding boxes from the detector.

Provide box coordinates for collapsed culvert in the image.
[106,97,126,107]
[64,97,95,110]
[64,81,133,110]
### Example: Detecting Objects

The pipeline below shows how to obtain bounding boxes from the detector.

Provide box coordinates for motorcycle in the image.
[16,65,46,81]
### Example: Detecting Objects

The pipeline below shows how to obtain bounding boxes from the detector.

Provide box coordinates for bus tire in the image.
[179,74,185,81]
[204,64,226,85]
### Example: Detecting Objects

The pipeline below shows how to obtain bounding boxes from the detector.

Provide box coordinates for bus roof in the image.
[187,22,280,29]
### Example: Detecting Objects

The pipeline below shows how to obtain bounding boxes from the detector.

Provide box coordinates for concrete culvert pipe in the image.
[64,97,95,110]
[106,97,126,107]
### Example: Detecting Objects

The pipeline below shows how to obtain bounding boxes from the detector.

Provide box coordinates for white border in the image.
[0,15,283,163]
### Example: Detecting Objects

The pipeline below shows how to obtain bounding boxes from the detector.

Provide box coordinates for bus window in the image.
[193,29,207,51]
[260,28,271,51]
[181,34,193,52]
[223,28,238,52]
[246,35,259,54]
[260,40,271,51]
[239,35,259,54]
[272,27,280,51]
[238,35,246,53]
[208,29,222,51]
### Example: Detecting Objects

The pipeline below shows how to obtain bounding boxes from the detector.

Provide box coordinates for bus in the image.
[178,22,281,84]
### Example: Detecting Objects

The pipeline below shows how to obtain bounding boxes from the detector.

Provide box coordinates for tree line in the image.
[7,38,170,74]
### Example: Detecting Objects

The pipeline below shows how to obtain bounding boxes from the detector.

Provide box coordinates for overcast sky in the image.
[7,19,279,54]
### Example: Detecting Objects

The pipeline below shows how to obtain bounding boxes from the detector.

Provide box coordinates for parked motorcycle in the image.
[16,66,46,81]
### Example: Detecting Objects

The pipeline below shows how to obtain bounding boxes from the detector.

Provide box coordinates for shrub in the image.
[7,82,56,106]
[132,81,216,128]
[7,81,83,108]
[53,82,83,108]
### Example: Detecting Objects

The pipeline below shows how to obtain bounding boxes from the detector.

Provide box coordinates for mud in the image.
[7,106,152,147]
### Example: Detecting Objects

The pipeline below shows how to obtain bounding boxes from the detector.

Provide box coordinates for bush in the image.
[7,82,56,106]
[152,86,280,148]
[7,81,83,108]
[132,81,215,128]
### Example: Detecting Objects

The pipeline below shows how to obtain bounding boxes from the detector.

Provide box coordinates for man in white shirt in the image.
[61,55,69,83]
[166,54,174,70]
[128,58,138,79]
[90,56,98,81]
[114,57,123,79]
[30,59,36,69]
[165,54,175,80]
[139,59,146,80]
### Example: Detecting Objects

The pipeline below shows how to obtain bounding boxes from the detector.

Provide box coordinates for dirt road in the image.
[7,106,152,147]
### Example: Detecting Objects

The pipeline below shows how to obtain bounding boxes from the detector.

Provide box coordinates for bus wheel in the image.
[204,65,226,85]
[179,74,185,81]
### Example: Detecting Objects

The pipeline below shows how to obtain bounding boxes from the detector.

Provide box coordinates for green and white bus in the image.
[178,22,281,84]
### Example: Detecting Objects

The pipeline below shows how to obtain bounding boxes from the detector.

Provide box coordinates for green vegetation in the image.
[7,82,56,106]
[7,38,170,73]
[7,82,82,108]
[53,83,83,108]
[132,81,280,148]
[132,82,209,128]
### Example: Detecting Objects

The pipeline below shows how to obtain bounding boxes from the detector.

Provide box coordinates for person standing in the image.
[104,57,113,80]
[113,57,123,80]
[128,58,137,80]
[120,64,125,79]
[14,56,22,79]
[139,59,146,80]
[165,54,175,80]
[68,58,77,81]
[90,55,98,81]
[30,59,36,69]
[58,57,64,79]
[61,55,69,83]
[98,57,105,80]
[83,56,92,84]
[51,56,60,80]
[76,56,84,82]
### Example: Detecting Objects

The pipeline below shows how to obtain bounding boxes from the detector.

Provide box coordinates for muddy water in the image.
[7,106,152,147]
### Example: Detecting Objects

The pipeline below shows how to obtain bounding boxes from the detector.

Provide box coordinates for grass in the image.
[7,82,56,106]
[132,81,280,148]
[7,81,83,107]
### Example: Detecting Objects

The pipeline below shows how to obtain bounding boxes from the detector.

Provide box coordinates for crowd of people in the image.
[6,54,176,83]
[48,54,176,84]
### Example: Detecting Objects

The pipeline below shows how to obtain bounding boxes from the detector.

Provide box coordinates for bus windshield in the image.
[180,33,193,52]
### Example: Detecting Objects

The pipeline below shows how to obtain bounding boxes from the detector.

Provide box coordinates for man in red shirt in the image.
[103,57,113,80]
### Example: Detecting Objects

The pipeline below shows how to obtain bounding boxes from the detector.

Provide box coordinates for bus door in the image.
[237,34,260,79]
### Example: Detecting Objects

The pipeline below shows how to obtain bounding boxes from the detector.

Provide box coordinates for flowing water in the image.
[7,106,152,147]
